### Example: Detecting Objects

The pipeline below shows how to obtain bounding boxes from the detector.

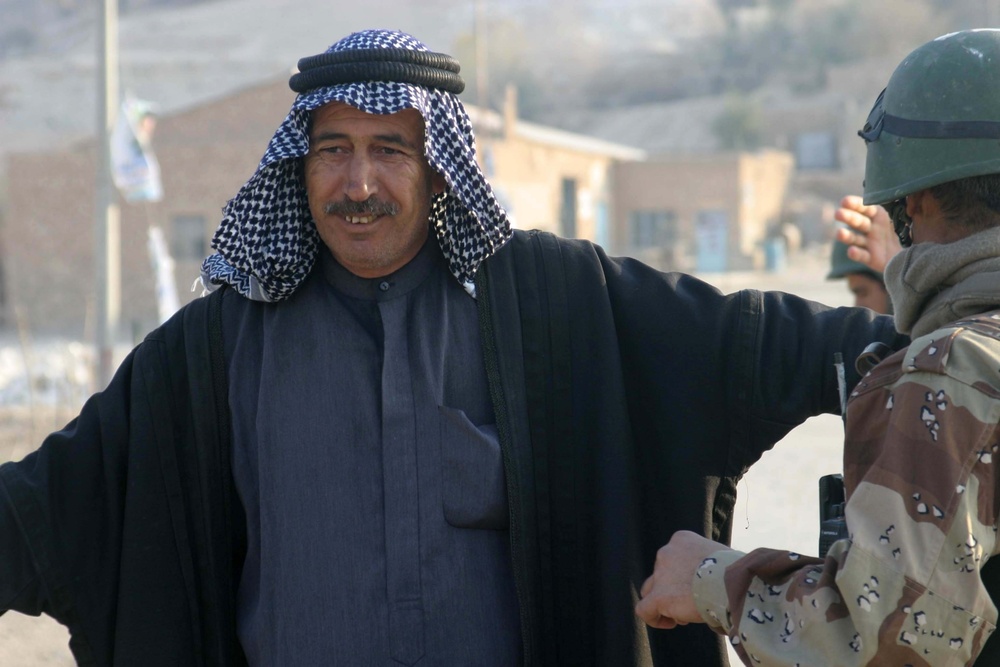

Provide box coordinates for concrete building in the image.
[612,150,795,272]
[548,66,890,250]
[471,86,644,245]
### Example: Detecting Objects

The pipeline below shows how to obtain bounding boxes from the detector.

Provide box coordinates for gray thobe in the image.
[228,237,521,665]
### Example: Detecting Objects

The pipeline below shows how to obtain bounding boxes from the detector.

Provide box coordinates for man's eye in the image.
[312,144,347,155]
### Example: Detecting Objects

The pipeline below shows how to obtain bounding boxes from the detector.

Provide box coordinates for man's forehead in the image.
[309,101,426,138]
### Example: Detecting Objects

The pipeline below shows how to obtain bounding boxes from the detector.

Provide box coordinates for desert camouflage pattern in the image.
[693,310,1000,666]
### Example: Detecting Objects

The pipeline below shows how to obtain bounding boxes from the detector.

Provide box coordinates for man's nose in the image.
[345,155,377,202]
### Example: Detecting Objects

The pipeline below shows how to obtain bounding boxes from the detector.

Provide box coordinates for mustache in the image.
[323,198,399,217]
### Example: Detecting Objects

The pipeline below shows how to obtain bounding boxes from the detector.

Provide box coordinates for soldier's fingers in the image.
[835,226,867,248]
[635,595,678,630]
[834,208,873,234]
[845,245,872,265]
[634,594,655,623]
[839,195,882,220]
[640,575,654,598]
[838,194,865,211]
[647,615,679,630]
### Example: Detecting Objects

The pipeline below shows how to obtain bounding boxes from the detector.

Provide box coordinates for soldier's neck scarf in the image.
[200,29,512,301]
[885,226,1000,337]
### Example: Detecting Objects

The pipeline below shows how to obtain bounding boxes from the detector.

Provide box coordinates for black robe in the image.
[0,230,906,666]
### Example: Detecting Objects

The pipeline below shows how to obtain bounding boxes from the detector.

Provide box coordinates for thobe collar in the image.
[320,231,442,302]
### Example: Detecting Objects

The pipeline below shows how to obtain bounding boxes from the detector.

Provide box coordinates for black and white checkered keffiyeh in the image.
[200,29,512,301]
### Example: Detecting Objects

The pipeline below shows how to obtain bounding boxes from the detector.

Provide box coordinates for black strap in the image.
[297,48,460,74]
[289,47,465,94]
[883,114,1000,140]
[290,61,465,94]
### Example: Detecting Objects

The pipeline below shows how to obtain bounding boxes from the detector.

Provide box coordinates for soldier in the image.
[636,29,1000,666]
[826,235,890,314]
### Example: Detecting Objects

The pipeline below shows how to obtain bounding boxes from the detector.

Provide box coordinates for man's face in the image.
[304,102,445,278]
[847,273,891,314]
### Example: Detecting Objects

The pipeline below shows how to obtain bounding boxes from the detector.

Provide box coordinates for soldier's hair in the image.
[930,174,1000,232]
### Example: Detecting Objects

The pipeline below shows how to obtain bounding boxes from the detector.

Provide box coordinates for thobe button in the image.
[379,281,391,292]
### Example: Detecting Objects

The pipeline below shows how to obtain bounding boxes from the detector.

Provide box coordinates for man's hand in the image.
[833,195,900,274]
[635,530,730,630]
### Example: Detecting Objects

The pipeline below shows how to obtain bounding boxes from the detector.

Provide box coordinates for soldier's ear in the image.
[905,190,929,219]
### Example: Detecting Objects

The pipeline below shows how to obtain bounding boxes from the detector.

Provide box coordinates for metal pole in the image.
[95,0,120,389]
[475,0,488,109]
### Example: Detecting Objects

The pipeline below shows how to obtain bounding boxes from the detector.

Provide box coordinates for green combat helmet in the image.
[827,237,882,283]
[859,29,1000,245]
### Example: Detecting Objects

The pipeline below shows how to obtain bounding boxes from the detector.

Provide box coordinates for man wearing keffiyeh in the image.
[0,29,904,666]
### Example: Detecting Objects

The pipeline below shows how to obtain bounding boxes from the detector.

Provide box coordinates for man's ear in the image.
[432,171,447,196]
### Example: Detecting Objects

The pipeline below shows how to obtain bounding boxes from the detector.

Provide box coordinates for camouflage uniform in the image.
[692,311,1000,666]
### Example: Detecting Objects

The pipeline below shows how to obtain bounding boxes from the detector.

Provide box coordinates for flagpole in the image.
[96,0,120,389]
[475,0,488,109]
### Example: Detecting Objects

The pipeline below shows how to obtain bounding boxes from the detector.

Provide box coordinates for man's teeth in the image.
[347,215,373,224]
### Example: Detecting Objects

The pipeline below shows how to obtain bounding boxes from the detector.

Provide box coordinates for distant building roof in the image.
[466,104,645,161]
[549,96,728,157]
[515,119,646,160]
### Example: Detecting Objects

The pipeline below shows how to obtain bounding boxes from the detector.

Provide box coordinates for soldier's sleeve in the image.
[692,328,1000,666]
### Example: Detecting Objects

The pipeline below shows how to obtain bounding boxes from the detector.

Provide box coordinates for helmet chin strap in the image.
[886,198,913,247]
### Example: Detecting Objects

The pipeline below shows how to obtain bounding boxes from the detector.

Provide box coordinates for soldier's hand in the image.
[635,530,727,629]
[834,195,900,274]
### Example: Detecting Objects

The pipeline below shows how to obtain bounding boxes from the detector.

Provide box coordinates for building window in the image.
[170,214,207,261]
[629,210,677,248]
[795,131,838,170]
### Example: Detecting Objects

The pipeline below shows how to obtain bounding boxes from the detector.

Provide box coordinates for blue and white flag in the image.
[110,96,163,202]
